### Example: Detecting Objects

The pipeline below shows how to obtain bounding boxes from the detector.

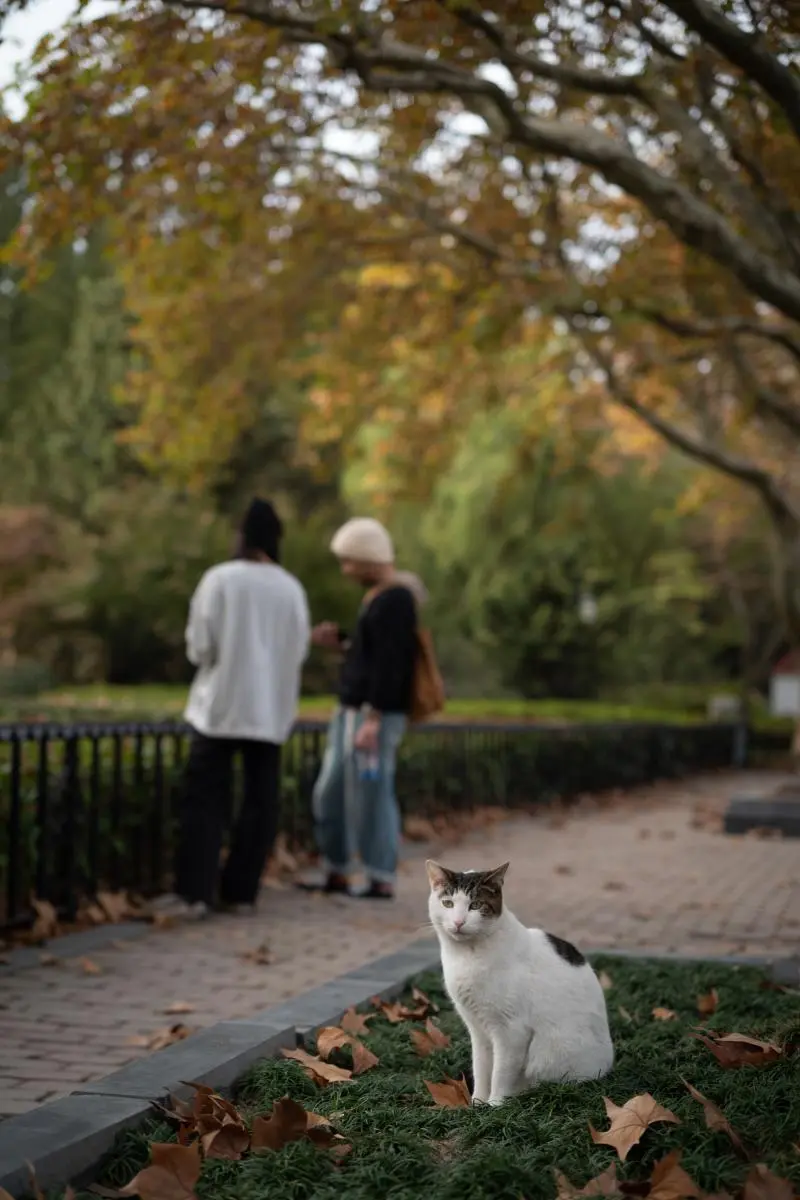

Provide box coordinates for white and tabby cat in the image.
[426,860,613,1106]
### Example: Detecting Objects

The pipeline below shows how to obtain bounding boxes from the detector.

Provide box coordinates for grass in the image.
[1,683,793,733]
[68,957,800,1200]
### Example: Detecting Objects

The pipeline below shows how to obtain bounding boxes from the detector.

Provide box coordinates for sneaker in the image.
[148,893,210,921]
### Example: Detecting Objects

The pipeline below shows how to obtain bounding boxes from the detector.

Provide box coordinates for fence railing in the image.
[0,717,771,933]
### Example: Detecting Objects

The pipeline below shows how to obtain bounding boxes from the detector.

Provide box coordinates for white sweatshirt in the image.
[183,560,310,744]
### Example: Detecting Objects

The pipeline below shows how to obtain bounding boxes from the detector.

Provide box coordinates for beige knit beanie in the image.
[330,517,395,564]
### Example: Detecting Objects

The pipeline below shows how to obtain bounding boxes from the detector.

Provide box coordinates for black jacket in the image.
[338,586,417,714]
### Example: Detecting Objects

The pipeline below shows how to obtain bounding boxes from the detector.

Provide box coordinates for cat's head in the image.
[426,860,509,943]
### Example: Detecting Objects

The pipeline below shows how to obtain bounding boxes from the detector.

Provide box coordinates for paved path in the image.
[1,770,798,1117]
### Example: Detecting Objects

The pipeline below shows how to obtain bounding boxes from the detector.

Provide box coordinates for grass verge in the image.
[61,956,800,1200]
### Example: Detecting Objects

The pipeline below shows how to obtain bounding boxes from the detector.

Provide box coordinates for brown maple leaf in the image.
[589,1094,680,1162]
[97,891,133,923]
[411,1019,452,1057]
[79,957,103,976]
[30,897,59,942]
[340,1007,373,1036]
[350,1039,379,1075]
[691,1031,783,1069]
[240,942,273,965]
[201,1120,249,1161]
[129,1024,194,1051]
[252,1097,309,1151]
[681,1078,745,1153]
[553,1163,621,1198]
[652,1007,678,1022]
[697,989,719,1016]
[742,1164,794,1200]
[119,1142,201,1199]
[282,1047,353,1086]
[424,1075,471,1108]
[646,1150,702,1200]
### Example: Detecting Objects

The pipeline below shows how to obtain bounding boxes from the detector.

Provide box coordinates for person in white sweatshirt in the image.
[154,498,310,920]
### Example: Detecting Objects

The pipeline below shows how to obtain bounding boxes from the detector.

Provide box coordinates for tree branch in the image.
[574,327,800,526]
[660,0,800,141]
[639,309,800,367]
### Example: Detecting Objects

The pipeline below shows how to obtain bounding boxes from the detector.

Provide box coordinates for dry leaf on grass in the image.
[120,1142,201,1200]
[652,1007,678,1022]
[554,1164,621,1199]
[681,1078,745,1153]
[411,1019,452,1057]
[691,1031,783,1069]
[647,1150,702,1200]
[598,971,614,992]
[373,989,435,1023]
[697,989,719,1016]
[742,1164,794,1200]
[30,897,59,941]
[316,1025,379,1074]
[282,1047,353,1086]
[316,1026,353,1059]
[164,1003,194,1016]
[340,1007,373,1036]
[589,1093,680,1162]
[424,1075,471,1108]
[240,942,273,965]
[412,986,439,1013]
[201,1122,249,1162]
[129,1024,194,1051]
[79,957,103,976]
[252,1097,347,1155]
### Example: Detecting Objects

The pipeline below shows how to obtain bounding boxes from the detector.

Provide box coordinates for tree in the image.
[2,0,798,633]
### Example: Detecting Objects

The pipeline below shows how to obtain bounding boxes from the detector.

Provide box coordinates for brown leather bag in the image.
[365,580,445,723]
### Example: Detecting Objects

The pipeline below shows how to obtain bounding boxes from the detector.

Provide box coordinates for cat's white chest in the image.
[443,949,511,1024]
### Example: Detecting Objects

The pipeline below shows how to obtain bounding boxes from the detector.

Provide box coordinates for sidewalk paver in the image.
[1,769,797,1117]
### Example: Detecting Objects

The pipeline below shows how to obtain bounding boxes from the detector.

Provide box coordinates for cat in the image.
[426,859,614,1106]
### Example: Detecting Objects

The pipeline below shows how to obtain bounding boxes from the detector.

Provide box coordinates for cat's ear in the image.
[484,862,510,887]
[426,860,451,891]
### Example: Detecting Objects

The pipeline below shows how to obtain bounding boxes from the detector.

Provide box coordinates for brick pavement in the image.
[1,770,798,1117]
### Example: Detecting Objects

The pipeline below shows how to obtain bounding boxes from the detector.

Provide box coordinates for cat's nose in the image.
[453,917,465,931]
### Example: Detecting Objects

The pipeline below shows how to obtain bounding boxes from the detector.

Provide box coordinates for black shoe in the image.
[351,882,395,900]
[294,874,350,895]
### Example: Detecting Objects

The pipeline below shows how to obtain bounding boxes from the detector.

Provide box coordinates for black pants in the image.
[174,733,281,908]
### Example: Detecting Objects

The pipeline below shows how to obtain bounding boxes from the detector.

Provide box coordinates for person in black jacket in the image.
[299,518,418,900]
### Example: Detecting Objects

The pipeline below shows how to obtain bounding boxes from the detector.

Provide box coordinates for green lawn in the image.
[69,957,800,1200]
[1,683,792,732]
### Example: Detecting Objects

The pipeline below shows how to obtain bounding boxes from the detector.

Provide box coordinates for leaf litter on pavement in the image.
[36,959,800,1200]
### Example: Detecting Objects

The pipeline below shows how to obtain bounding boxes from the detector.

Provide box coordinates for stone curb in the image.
[0,935,440,1197]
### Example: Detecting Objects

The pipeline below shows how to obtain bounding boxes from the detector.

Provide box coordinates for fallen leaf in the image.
[681,1078,744,1153]
[129,1025,194,1051]
[316,1026,352,1060]
[742,1164,794,1200]
[88,1185,123,1198]
[412,986,439,1014]
[554,1163,621,1199]
[164,1003,194,1016]
[201,1121,249,1161]
[25,1162,45,1200]
[82,903,108,925]
[30,897,59,941]
[697,989,719,1016]
[240,943,273,965]
[97,891,131,923]
[758,979,793,995]
[350,1039,379,1075]
[424,1075,471,1108]
[252,1097,340,1153]
[652,1007,677,1022]
[79,957,103,976]
[120,1142,201,1199]
[340,1007,373,1036]
[647,1150,702,1200]
[598,971,614,992]
[411,1019,452,1057]
[282,1047,353,1086]
[691,1032,783,1069]
[589,1093,680,1162]
[305,1111,335,1129]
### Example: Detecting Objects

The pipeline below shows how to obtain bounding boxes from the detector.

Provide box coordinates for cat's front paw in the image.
[471,1094,489,1107]
[488,1095,506,1107]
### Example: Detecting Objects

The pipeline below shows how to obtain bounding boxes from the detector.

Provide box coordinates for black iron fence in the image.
[0,718,774,933]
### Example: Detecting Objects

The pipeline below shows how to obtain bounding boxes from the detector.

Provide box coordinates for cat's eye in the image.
[469,901,481,910]
[441,898,454,908]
